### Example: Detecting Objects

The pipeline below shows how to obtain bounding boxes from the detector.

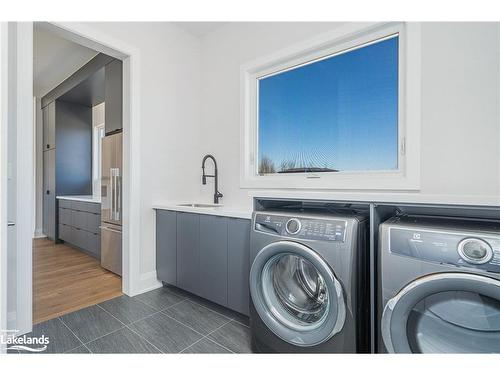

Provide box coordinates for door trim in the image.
[0,21,9,354]
[36,21,151,296]
[381,272,500,353]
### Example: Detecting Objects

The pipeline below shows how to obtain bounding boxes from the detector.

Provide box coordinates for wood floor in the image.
[33,238,122,324]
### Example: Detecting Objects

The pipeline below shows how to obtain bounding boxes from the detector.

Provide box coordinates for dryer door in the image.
[250,241,346,347]
[381,272,500,353]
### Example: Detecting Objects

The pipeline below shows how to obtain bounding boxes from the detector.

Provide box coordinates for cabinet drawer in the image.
[59,199,72,209]
[87,232,101,258]
[73,201,101,214]
[73,228,88,249]
[59,224,72,243]
[73,210,87,230]
[86,213,101,234]
[59,207,72,226]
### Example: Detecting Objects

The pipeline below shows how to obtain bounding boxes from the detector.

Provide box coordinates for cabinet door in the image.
[199,215,228,306]
[86,213,101,234]
[59,207,72,226]
[43,102,56,150]
[73,210,87,230]
[58,224,71,242]
[156,210,177,286]
[74,227,88,250]
[227,218,250,315]
[176,212,200,295]
[104,59,123,134]
[87,231,101,259]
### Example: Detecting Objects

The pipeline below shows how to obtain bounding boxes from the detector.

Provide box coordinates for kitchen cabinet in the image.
[227,218,250,315]
[104,59,123,134]
[58,199,101,258]
[41,100,92,240]
[176,212,200,296]
[199,215,228,307]
[156,209,251,316]
[156,210,177,286]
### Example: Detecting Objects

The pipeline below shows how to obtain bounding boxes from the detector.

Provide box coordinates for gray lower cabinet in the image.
[199,215,228,307]
[156,210,177,285]
[58,199,101,259]
[227,218,250,315]
[156,209,251,316]
[176,212,200,296]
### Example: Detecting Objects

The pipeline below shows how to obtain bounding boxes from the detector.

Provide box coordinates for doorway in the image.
[2,21,142,338]
[32,23,125,323]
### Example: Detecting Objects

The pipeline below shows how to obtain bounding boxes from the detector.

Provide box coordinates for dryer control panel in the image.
[254,214,347,242]
[389,227,500,273]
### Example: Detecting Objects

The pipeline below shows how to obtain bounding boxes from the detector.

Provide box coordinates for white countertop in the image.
[57,195,101,204]
[153,202,252,220]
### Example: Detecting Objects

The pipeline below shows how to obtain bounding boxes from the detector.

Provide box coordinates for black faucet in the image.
[202,154,223,204]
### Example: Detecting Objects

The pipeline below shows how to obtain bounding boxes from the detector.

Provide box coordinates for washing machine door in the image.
[381,272,500,353]
[250,241,346,347]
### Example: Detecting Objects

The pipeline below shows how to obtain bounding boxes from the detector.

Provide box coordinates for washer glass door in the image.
[382,273,500,353]
[250,241,346,347]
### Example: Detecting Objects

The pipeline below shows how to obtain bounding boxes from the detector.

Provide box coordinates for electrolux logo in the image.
[2,330,49,352]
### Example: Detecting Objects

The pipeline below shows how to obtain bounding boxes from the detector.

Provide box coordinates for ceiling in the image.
[174,22,228,37]
[33,23,99,98]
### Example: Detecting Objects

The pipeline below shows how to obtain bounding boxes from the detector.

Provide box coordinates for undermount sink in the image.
[177,203,222,208]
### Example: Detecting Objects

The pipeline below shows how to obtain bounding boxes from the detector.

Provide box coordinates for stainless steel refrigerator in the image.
[101,132,122,275]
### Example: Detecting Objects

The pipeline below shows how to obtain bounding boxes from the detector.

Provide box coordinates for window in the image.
[258,36,398,175]
[241,23,421,190]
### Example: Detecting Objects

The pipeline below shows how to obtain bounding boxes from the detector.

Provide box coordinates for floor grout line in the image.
[186,297,240,321]
[134,297,189,316]
[55,287,249,354]
[125,324,164,354]
[158,310,208,337]
[156,285,250,328]
[99,295,237,354]
[58,317,92,354]
[96,304,164,354]
[179,320,235,354]
[203,336,236,354]
[81,326,126,348]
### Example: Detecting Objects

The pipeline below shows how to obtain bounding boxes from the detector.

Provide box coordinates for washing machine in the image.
[249,210,369,353]
[379,216,500,353]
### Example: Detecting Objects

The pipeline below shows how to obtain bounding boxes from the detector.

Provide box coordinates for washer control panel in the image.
[254,214,347,242]
[389,227,500,273]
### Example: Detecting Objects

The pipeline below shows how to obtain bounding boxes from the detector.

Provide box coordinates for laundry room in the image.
[1,1,500,373]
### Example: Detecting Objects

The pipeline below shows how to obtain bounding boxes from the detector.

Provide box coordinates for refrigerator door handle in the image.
[109,167,114,221]
[117,171,121,221]
[113,168,119,221]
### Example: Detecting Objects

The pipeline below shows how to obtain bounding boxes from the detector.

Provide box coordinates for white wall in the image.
[197,22,500,207]
[82,22,202,285]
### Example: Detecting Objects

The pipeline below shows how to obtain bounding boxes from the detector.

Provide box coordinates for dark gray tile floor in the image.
[11,285,251,354]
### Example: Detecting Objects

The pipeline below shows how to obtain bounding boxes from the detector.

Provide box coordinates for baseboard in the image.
[33,229,46,239]
[126,271,161,297]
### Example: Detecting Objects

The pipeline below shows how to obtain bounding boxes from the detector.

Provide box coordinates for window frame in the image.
[240,22,421,190]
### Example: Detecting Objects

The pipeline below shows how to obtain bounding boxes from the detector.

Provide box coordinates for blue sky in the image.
[258,36,399,172]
